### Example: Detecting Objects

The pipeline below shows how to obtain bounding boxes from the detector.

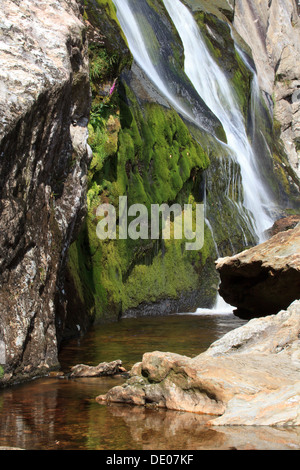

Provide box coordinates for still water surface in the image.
[0,314,299,450]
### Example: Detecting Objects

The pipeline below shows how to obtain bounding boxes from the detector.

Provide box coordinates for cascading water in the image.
[162,0,274,243]
[112,0,195,123]
[112,0,276,313]
[199,218,236,315]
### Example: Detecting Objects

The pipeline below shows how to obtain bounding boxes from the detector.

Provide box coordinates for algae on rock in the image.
[67,67,213,322]
[65,0,300,328]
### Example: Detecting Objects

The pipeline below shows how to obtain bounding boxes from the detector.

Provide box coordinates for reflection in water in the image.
[59,314,246,372]
[0,314,299,450]
[104,404,300,451]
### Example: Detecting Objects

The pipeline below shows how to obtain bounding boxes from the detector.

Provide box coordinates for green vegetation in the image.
[67,29,214,322]
[89,45,119,82]
[83,0,128,46]
[67,0,299,326]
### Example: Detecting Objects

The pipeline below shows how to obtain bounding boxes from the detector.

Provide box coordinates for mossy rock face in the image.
[68,69,217,322]
[81,0,132,64]
[267,118,300,209]
[65,0,299,328]
[206,152,258,253]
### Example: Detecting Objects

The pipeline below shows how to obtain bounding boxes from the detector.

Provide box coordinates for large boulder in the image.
[97,300,300,426]
[216,225,300,319]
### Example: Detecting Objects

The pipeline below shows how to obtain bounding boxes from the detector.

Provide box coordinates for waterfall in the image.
[200,217,234,314]
[162,0,274,243]
[112,0,276,314]
[112,0,196,123]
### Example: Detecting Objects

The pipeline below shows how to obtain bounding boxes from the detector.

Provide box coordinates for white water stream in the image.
[112,0,195,123]
[112,0,276,314]
[163,0,274,242]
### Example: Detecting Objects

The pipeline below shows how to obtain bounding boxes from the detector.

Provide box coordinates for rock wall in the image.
[233,0,300,176]
[0,0,92,386]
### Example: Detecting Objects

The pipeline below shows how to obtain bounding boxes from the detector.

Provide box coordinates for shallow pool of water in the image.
[0,313,299,450]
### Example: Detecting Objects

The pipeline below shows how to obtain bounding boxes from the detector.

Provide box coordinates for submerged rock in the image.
[70,360,126,378]
[96,300,300,426]
[216,225,300,319]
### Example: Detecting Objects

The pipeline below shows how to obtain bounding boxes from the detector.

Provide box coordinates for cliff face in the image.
[233,0,300,177]
[0,0,92,385]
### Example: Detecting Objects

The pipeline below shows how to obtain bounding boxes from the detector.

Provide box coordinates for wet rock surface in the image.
[70,360,126,378]
[216,225,300,319]
[0,0,91,386]
[233,0,300,176]
[267,215,300,237]
[97,300,300,426]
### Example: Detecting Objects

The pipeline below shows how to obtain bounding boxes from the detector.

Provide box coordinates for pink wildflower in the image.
[109,80,117,96]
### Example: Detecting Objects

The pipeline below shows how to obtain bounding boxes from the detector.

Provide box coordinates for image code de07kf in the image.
[106,454,195,466]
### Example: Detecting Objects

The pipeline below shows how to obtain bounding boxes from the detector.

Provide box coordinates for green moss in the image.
[68,65,214,321]
[231,50,252,118]
[285,207,300,216]
[116,84,209,209]
[0,366,4,379]
[83,0,129,52]
[94,0,118,22]
[123,239,199,311]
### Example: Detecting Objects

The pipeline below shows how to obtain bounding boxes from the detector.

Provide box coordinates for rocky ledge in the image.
[216,224,300,319]
[97,300,300,426]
